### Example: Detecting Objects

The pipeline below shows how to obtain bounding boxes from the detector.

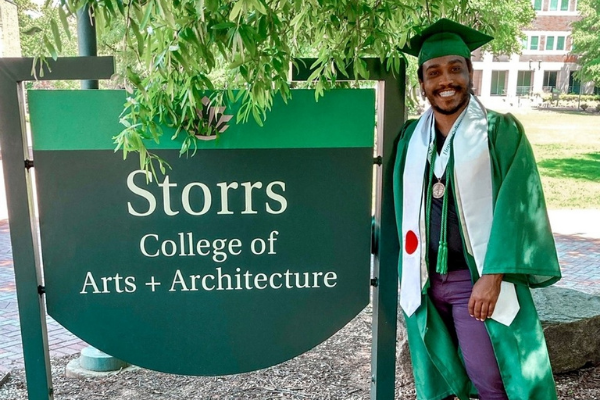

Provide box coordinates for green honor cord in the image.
[426,146,454,275]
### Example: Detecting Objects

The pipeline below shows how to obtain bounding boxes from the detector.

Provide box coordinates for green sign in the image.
[29,89,375,375]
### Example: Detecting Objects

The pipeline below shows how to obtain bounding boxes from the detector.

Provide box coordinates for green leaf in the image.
[253,0,268,15]
[130,19,145,58]
[211,22,236,30]
[172,51,191,71]
[230,1,244,22]
[116,0,125,15]
[251,106,264,126]
[43,35,58,60]
[140,2,154,29]
[205,0,218,12]
[22,26,43,35]
[50,19,62,53]
[157,0,176,27]
[58,6,72,40]
[104,0,115,16]
[30,56,38,79]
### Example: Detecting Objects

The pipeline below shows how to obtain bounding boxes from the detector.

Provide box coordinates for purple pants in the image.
[429,269,508,400]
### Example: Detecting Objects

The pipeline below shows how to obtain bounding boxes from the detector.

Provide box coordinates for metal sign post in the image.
[291,59,406,399]
[0,57,115,400]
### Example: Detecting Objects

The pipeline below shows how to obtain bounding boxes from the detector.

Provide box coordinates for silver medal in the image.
[432,182,445,199]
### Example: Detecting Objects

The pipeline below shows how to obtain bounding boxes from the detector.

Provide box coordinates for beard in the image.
[427,81,472,116]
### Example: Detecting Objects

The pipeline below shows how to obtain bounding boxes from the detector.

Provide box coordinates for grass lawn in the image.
[509,109,600,209]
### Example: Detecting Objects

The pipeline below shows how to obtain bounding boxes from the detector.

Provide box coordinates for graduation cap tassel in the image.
[436,242,448,275]
[435,179,450,275]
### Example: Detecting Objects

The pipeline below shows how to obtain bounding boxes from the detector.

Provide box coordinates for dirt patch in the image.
[0,307,598,399]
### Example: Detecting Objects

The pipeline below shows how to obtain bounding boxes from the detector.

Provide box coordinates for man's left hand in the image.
[468,274,504,321]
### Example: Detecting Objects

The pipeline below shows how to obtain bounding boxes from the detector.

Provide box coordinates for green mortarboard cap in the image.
[402,19,493,66]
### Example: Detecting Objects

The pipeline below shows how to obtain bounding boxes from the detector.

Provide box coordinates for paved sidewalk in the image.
[0,221,87,369]
[548,210,600,294]
[0,212,599,370]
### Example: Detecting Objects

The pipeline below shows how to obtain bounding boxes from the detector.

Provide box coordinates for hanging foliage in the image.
[26,0,535,173]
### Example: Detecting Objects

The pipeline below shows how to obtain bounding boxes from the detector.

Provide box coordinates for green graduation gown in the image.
[393,110,562,400]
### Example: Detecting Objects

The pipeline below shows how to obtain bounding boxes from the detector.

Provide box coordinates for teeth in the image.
[439,90,455,98]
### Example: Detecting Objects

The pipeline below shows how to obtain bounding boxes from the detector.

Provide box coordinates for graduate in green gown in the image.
[393,19,562,400]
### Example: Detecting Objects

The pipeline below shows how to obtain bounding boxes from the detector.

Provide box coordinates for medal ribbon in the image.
[427,109,467,179]
[426,146,454,275]
[423,108,466,275]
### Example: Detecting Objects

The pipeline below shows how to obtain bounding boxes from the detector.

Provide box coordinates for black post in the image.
[77,5,98,89]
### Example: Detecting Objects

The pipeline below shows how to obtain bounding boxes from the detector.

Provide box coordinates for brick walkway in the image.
[554,233,600,294]
[0,220,86,369]
[0,217,599,370]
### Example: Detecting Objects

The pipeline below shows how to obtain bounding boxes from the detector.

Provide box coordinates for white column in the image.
[480,53,494,99]
[506,55,520,98]
[533,67,545,93]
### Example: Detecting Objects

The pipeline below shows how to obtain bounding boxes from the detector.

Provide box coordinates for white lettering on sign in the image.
[80,272,137,294]
[126,170,288,217]
[139,232,250,262]
[166,267,338,292]
[79,268,338,295]
[127,170,156,217]
[104,171,342,299]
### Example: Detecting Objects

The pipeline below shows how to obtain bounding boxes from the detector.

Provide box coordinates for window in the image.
[543,71,558,89]
[545,35,567,51]
[533,0,542,10]
[549,0,569,10]
[517,71,533,96]
[491,71,507,96]
[522,38,528,50]
[569,71,580,94]
[530,36,539,50]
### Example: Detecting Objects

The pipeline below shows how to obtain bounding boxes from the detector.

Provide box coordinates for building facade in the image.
[472,0,595,104]
[0,0,21,57]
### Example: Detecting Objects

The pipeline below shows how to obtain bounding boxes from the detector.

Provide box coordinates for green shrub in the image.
[538,92,600,107]
[559,94,600,102]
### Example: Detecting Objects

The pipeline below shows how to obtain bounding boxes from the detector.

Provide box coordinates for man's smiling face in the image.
[420,55,473,117]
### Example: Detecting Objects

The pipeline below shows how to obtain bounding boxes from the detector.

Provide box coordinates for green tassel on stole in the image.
[436,241,448,274]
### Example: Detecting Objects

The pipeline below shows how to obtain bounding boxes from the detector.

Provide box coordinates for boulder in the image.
[396,286,600,379]
[532,286,600,374]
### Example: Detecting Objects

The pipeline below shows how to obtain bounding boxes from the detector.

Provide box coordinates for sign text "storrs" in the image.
[126,170,288,217]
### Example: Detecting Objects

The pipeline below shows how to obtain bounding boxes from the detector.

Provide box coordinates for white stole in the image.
[400,96,520,326]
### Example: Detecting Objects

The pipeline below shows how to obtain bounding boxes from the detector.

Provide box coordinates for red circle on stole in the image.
[405,230,418,254]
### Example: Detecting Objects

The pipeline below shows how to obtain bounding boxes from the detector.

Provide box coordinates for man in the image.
[393,19,562,400]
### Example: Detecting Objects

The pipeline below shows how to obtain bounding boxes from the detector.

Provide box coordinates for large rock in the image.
[396,286,600,379]
[533,286,600,374]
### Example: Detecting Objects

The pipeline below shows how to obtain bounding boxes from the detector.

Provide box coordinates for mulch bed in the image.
[0,306,597,399]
